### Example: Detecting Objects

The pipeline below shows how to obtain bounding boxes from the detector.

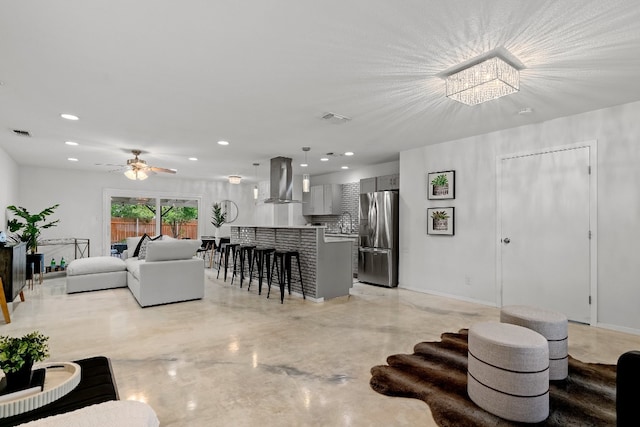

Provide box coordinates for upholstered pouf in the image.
[66,256,127,293]
[500,305,569,380]
[468,321,549,423]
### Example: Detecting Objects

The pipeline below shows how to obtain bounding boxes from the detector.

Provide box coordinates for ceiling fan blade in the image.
[149,166,177,174]
[108,167,128,173]
[95,163,126,167]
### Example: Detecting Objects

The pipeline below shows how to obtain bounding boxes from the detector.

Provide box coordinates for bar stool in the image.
[269,250,305,303]
[216,243,239,281]
[232,244,255,287]
[249,247,275,295]
[269,250,288,303]
[287,250,305,300]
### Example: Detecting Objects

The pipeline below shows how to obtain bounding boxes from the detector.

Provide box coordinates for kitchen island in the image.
[230,225,353,301]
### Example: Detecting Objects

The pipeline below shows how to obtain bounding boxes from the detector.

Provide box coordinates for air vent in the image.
[12,129,31,137]
[321,112,351,123]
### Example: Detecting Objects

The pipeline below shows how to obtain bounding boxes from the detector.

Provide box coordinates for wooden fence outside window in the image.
[110,218,198,243]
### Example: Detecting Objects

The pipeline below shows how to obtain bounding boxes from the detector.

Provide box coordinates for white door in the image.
[500,147,591,323]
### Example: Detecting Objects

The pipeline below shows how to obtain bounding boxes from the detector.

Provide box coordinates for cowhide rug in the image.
[370,329,616,426]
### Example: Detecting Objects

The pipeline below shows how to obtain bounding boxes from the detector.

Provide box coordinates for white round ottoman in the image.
[468,321,549,423]
[500,305,569,380]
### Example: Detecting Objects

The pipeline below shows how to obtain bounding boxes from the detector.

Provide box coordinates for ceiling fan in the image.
[122,150,177,181]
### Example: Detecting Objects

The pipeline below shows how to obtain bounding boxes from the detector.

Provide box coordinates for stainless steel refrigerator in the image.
[358,191,399,287]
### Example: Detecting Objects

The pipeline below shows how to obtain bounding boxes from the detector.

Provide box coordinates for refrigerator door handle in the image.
[359,247,390,254]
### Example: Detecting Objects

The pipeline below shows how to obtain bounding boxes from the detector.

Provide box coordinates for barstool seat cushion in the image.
[500,305,569,380]
[468,321,549,423]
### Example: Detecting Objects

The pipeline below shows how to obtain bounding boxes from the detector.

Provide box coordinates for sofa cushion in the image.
[125,258,142,281]
[145,240,200,262]
[138,235,162,260]
[67,257,127,276]
[126,236,143,253]
[132,234,151,257]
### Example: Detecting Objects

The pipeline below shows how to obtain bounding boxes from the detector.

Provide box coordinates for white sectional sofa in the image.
[124,238,204,307]
[67,236,204,307]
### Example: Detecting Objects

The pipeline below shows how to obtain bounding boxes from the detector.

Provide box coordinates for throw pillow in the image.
[138,235,162,260]
[145,239,201,262]
[132,234,150,258]
[126,236,143,252]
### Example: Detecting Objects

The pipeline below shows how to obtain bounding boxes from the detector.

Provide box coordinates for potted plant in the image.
[211,203,227,239]
[431,175,449,196]
[431,210,449,231]
[0,331,49,390]
[6,204,60,254]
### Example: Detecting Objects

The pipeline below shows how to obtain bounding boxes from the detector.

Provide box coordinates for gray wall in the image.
[0,146,19,234]
[400,100,640,334]
[14,166,257,260]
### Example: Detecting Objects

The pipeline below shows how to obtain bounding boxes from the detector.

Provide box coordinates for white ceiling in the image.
[2,0,640,182]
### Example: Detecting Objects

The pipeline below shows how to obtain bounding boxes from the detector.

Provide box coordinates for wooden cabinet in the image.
[359,177,377,194]
[303,184,342,215]
[376,174,400,191]
[0,243,27,302]
[360,175,400,193]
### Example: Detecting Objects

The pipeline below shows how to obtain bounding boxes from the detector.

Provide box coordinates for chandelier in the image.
[301,147,310,193]
[228,175,242,184]
[446,56,519,106]
[124,168,148,181]
[253,163,259,199]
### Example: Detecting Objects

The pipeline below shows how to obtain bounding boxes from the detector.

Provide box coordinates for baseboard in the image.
[398,285,499,308]
[596,322,640,336]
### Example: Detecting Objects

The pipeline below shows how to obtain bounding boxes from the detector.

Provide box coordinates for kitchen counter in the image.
[230,226,353,301]
[325,233,359,277]
[232,224,327,229]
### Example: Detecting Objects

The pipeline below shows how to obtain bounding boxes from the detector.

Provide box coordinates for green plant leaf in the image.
[6,204,59,253]
[211,203,227,228]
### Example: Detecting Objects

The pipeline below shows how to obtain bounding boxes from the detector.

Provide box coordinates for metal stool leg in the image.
[258,251,272,295]
[231,248,241,286]
[268,254,280,299]
[294,253,305,299]
[216,246,225,279]
[248,250,257,291]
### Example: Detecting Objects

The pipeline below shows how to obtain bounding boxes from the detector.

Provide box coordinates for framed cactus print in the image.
[427,170,455,200]
[427,207,454,235]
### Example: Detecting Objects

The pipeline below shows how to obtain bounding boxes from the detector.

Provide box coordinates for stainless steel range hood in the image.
[264,156,300,204]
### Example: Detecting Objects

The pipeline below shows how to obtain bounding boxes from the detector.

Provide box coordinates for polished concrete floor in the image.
[4,270,640,426]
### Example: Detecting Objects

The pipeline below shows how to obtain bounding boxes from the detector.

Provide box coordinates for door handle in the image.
[503,237,511,244]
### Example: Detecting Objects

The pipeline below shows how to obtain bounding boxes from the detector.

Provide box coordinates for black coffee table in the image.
[2,356,118,426]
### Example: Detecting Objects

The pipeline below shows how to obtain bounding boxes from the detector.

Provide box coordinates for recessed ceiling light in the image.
[344,151,354,156]
[67,157,78,162]
[65,141,79,146]
[341,166,349,170]
[189,157,198,161]
[300,163,308,167]
[60,113,79,121]
[217,140,229,146]
[320,157,329,162]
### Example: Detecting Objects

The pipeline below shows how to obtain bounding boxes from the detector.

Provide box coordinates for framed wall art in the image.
[427,170,455,200]
[427,207,454,236]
